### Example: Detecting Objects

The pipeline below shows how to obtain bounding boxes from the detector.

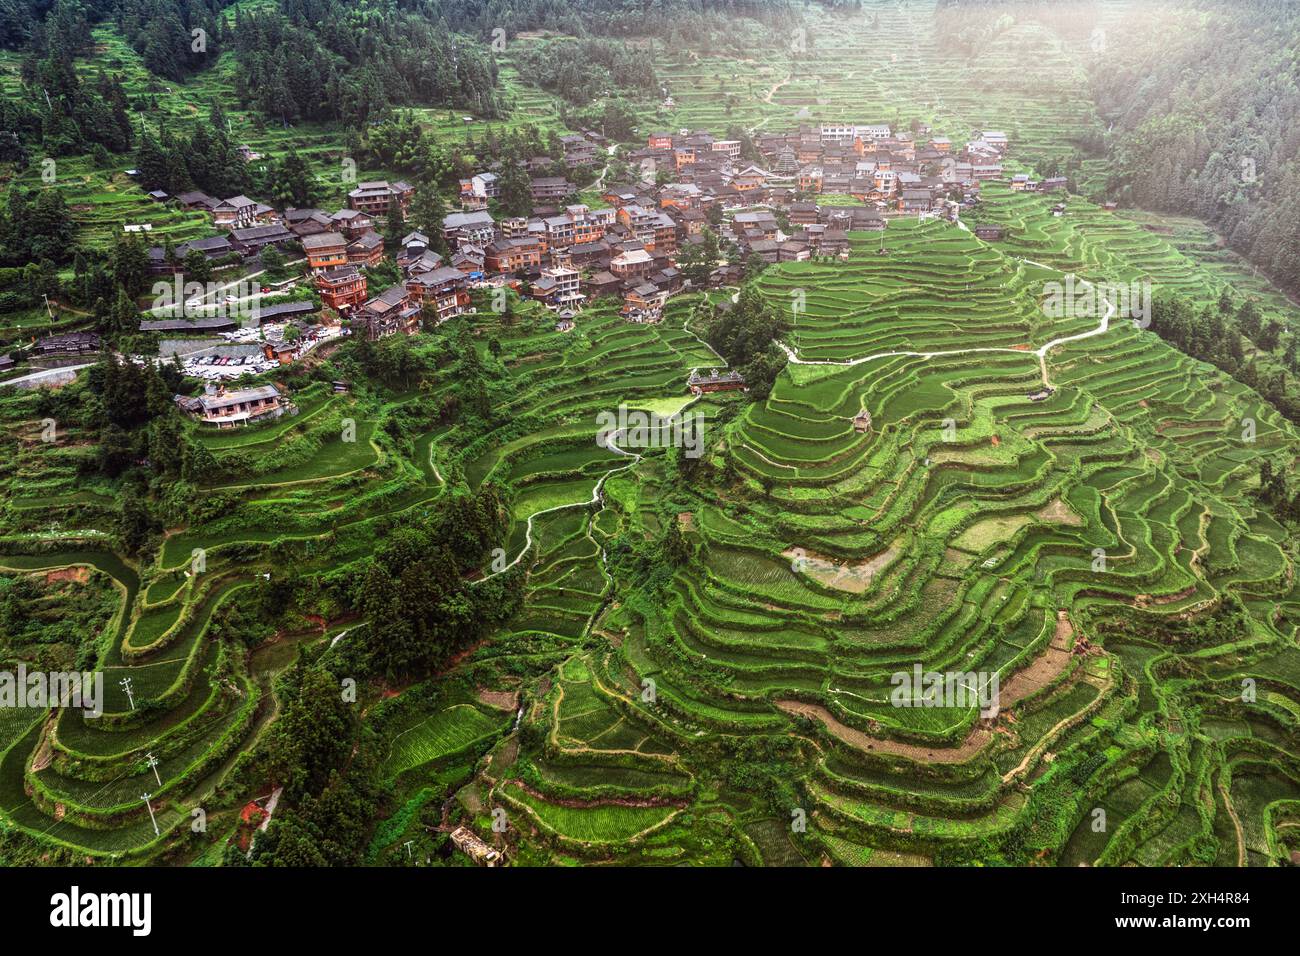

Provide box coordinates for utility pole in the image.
[146,752,162,787]
[120,677,135,711]
[141,793,159,836]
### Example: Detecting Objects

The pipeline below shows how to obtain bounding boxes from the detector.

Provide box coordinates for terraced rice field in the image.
[383,704,508,779]
[448,197,1295,865]
[1,1,1297,868]
[5,184,1299,863]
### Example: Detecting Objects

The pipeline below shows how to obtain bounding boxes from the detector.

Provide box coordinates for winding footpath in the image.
[591,143,620,192]
[776,285,1115,387]
[775,226,1120,388]
[2,363,95,389]
[474,436,642,584]
[476,306,730,585]
[458,237,1121,592]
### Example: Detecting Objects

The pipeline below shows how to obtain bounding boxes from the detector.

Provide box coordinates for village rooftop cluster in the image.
[4,121,1059,416]
[132,120,1052,339]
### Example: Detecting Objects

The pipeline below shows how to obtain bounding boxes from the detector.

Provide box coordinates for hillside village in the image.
[4,120,1062,409]
[4,0,1300,882]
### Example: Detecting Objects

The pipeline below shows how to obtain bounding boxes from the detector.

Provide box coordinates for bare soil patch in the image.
[43,567,90,585]
[777,612,1081,765]
[1133,584,1198,608]
[998,610,1075,705]
[776,700,993,763]
[944,547,975,569]
[477,688,519,711]
[952,514,1032,551]
[781,542,899,594]
[1035,497,1083,527]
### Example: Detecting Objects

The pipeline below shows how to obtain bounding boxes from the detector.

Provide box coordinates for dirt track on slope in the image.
[777,610,1082,766]
[781,543,900,594]
[776,700,994,762]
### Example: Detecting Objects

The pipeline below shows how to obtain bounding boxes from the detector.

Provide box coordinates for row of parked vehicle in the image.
[182,352,279,379]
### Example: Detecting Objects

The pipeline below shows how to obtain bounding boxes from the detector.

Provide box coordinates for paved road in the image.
[146,259,308,314]
[2,363,94,389]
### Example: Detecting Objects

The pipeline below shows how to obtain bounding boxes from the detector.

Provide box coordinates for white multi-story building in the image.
[819,123,857,145]
[820,123,892,145]
[537,265,583,310]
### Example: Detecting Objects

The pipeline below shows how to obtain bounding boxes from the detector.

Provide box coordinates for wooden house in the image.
[302,232,348,272]
[316,267,368,312]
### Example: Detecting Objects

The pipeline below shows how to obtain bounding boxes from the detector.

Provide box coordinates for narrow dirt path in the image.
[592,143,619,191]
[1219,777,1247,867]
[776,279,1115,382]
[774,223,1119,389]
[478,304,730,585]
[762,72,792,104]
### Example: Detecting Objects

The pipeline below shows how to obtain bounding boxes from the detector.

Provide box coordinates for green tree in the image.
[497,160,533,218]
[661,517,693,566]
[267,149,317,207]
[111,233,151,297]
[115,486,155,554]
[182,247,212,285]
[259,244,287,280]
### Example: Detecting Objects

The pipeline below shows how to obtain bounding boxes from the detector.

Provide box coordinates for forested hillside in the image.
[0,0,817,153]
[0,0,231,72]
[430,0,810,51]
[935,0,1300,298]
[1,0,502,132]
[227,1,501,124]
[1088,1,1300,298]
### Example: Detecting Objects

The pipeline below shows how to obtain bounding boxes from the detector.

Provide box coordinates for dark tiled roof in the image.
[252,300,318,322]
